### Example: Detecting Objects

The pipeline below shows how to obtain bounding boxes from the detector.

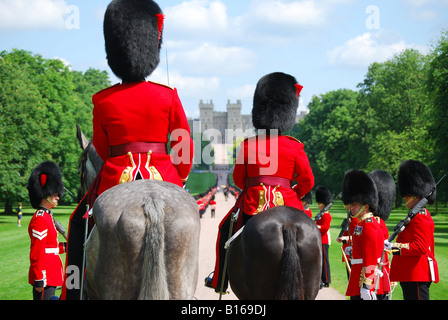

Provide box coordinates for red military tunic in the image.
[390,208,439,283]
[340,217,358,262]
[28,208,65,287]
[92,81,194,195]
[233,134,314,215]
[346,213,385,297]
[376,217,391,293]
[316,211,332,244]
[303,206,312,218]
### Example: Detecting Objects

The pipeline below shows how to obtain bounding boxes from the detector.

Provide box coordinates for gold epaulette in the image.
[148,80,174,90]
[284,135,302,144]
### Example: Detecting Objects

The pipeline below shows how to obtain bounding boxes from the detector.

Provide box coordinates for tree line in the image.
[290,30,448,206]
[0,49,110,214]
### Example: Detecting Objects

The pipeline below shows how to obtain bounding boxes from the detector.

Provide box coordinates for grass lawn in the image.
[185,172,217,196]
[1,198,447,300]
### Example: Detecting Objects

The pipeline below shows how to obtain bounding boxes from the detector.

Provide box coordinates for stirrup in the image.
[204,272,229,295]
[204,272,214,289]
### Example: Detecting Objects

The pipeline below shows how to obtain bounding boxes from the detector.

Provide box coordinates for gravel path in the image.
[194,190,346,300]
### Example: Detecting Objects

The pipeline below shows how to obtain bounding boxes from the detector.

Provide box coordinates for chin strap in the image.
[351,205,366,219]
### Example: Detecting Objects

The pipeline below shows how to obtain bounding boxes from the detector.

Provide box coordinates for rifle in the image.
[374,173,446,297]
[314,192,342,221]
[53,218,67,240]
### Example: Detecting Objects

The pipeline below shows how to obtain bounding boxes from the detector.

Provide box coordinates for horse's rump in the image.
[85,180,200,300]
[227,206,322,300]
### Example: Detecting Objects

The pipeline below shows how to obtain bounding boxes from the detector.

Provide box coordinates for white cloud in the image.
[149,68,220,98]
[0,0,70,30]
[170,42,256,76]
[248,0,328,28]
[327,31,409,67]
[226,84,256,100]
[164,0,228,37]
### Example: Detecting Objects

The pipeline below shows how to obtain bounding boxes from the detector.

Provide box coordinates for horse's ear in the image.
[76,124,90,151]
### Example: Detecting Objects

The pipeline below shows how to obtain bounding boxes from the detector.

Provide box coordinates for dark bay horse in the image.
[76,126,200,299]
[226,206,322,300]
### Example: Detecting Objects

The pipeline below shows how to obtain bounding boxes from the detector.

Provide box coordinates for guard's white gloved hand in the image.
[384,240,393,250]
[344,246,352,256]
[360,287,376,300]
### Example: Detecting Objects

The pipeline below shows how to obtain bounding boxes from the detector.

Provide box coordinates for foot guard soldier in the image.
[205,72,314,294]
[387,160,439,300]
[315,186,332,288]
[342,169,386,300]
[27,162,66,300]
[369,169,395,299]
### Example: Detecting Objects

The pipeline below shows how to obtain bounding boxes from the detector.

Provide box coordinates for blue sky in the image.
[1,0,447,118]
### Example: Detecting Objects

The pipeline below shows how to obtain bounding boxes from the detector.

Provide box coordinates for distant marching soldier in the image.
[342,169,385,300]
[205,72,314,294]
[315,186,332,288]
[27,162,66,300]
[63,0,193,300]
[387,160,439,300]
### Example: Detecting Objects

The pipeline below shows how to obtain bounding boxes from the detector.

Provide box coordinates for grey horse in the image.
[77,126,200,299]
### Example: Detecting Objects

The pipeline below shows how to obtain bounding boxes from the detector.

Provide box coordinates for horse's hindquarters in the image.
[227,206,322,300]
[85,180,200,300]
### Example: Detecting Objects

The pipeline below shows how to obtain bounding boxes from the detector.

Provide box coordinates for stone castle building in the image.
[198,99,254,143]
[195,99,309,144]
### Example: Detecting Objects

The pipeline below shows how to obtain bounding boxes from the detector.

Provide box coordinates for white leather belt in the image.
[351,258,381,265]
[45,248,59,254]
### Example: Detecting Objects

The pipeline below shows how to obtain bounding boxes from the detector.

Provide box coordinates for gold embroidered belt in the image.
[246,176,291,189]
[110,142,167,157]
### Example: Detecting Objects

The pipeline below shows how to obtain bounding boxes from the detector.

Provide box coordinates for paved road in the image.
[194,191,346,300]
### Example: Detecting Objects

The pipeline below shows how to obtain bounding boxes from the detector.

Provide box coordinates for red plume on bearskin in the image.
[27,162,64,209]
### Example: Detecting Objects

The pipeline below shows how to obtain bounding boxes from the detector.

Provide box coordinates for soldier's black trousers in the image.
[64,195,88,300]
[400,281,431,300]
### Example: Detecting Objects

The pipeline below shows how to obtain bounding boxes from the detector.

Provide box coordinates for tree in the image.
[0,49,110,213]
[427,29,448,204]
[294,89,360,194]
[0,56,49,213]
[357,49,433,178]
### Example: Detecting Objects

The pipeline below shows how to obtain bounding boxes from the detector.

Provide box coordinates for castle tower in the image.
[226,99,243,131]
[199,99,214,132]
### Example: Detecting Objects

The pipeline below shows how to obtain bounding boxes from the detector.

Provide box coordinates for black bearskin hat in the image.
[302,191,313,204]
[398,160,436,205]
[315,186,332,206]
[342,169,378,214]
[370,170,396,221]
[104,0,164,82]
[252,72,302,134]
[27,162,64,209]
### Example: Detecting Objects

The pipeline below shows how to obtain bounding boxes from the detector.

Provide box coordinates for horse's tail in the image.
[276,222,304,300]
[138,193,170,300]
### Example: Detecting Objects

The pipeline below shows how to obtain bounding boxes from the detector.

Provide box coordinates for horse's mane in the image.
[84,142,104,173]
[78,141,104,193]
